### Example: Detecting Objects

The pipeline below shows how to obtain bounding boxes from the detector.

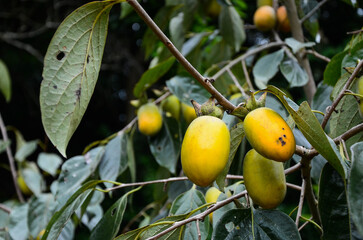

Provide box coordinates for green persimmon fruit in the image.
[161,95,181,120]
[243,149,286,209]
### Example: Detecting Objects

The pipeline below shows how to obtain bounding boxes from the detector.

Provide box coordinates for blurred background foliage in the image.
[0,0,362,238]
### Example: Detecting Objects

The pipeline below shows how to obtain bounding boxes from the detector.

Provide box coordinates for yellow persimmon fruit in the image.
[244,107,295,162]
[161,95,181,120]
[277,6,291,33]
[181,116,230,187]
[205,187,222,222]
[243,149,286,209]
[17,174,32,195]
[253,6,276,32]
[137,103,163,136]
[181,103,197,124]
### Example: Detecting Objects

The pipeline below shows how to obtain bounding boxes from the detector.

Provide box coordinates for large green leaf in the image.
[41,180,106,240]
[323,50,348,86]
[216,122,244,190]
[166,76,209,106]
[264,86,347,178]
[149,115,181,174]
[0,59,11,102]
[348,142,363,237]
[219,5,245,51]
[89,187,141,240]
[279,57,308,88]
[340,39,363,75]
[319,163,351,240]
[170,186,210,240]
[28,194,57,238]
[330,72,363,151]
[213,209,301,239]
[56,147,105,205]
[99,133,128,187]
[40,1,115,157]
[133,57,175,98]
[253,49,284,89]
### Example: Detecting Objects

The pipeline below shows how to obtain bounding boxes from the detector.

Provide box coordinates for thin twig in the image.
[305,50,330,63]
[0,113,25,203]
[287,182,302,191]
[196,219,201,240]
[242,60,254,91]
[226,68,247,97]
[298,219,310,231]
[347,29,363,35]
[285,162,302,175]
[295,179,306,226]
[212,42,285,81]
[0,204,11,214]
[299,0,329,24]
[321,60,363,129]
[145,190,248,240]
[0,36,43,63]
[127,0,235,112]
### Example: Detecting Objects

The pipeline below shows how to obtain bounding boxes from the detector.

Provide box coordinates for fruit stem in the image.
[0,112,25,203]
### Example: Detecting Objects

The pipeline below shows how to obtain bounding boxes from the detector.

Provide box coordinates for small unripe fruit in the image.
[181,103,197,124]
[244,107,295,162]
[205,187,222,222]
[137,103,163,136]
[243,149,286,209]
[181,116,230,187]
[277,6,290,33]
[161,95,181,120]
[253,6,276,32]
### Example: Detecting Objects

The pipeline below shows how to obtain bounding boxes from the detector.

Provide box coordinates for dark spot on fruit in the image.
[282,128,285,130]
[278,137,286,146]
[283,134,286,138]
[56,51,65,60]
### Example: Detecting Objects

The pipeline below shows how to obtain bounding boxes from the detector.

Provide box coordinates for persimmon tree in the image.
[0,0,363,239]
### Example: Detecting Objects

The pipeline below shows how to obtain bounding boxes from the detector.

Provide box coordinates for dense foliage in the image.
[0,0,363,239]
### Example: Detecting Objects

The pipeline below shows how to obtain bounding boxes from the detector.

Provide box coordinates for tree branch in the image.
[305,50,330,63]
[295,179,306,226]
[321,60,363,129]
[0,204,11,214]
[299,0,329,24]
[127,0,236,112]
[0,36,43,63]
[282,0,316,103]
[0,113,25,203]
